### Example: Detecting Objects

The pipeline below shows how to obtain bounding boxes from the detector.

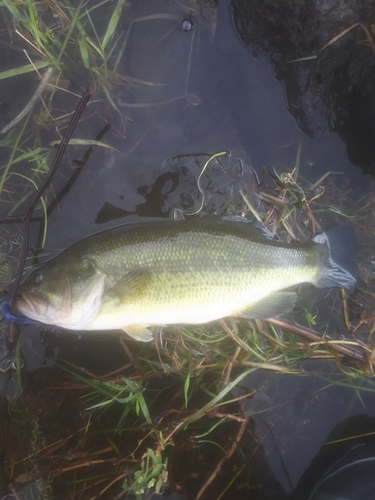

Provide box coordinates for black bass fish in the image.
[16,218,355,341]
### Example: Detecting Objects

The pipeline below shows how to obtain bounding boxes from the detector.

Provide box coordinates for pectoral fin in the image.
[122,324,154,342]
[235,291,297,319]
[106,268,152,305]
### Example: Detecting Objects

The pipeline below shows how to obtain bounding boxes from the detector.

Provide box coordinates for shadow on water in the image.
[0,0,375,498]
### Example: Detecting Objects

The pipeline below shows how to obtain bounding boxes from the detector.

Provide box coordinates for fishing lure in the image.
[2,300,31,324]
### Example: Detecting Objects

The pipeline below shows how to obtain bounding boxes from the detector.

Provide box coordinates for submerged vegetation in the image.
[0,1,375,499]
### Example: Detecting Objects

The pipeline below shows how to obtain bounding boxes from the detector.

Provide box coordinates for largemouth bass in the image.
[16,217,355,341]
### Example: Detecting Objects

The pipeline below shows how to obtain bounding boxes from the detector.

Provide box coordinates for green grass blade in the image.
[113,24,132,73]
[0,61,50,81]
[101,0,127,52]
[137,394,152,425]
[183,370,191,409]
[195,418,226,438]
[10,147,46,165]
[84,8,103,57]
[83,35,104,57]
[101,82,123,115]
[81,0,111,19]
[25,0,42,46]
[78,34,91,69]
[55,0,85,68]
[49,139,118,151]
[0,111,31,198]
[2,0,26,21]
[182,368,257,428]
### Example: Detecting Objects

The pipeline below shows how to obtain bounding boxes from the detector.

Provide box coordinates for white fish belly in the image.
[84,267,317,330]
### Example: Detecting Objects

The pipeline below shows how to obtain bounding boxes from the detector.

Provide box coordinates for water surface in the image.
[0,1,374,499]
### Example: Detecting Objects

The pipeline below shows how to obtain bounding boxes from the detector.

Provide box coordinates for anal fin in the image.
[235,291,297,319]
[122,324,154,342]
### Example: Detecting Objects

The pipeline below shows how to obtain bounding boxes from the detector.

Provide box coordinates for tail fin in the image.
[312,229,357,290]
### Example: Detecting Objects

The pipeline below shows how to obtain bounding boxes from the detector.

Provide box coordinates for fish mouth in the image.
[16,291,49,321]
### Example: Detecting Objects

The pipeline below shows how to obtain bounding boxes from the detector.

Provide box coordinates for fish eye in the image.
[33,273,43,285]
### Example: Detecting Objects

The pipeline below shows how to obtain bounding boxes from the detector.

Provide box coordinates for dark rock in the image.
[231,0,375,174]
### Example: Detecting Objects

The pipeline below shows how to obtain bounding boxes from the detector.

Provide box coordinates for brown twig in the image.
[2,86,93,343]
[57,357,133,381]
[220,345,241,390]
[195,417,248,500]
[266,317,371,365]
[119,338,144,377]
[206,411,247,423]
[219,320,242,350]
[340,288,352,331]
[351,314,375,334]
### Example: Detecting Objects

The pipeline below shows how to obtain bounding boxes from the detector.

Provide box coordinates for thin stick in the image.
[195,418,248,500]
[3,87,93,342]
[266,318,370,364]
[220,345,241,390]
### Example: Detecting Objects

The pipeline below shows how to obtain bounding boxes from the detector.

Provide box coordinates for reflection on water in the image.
[0,0,374,498]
